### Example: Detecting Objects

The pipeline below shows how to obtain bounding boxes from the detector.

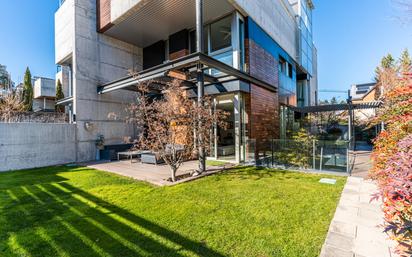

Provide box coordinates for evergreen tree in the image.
[381,54,395,69]
[399,49,411,74]
[22,67,33,111]
[55,79,65,112]
[375,54,396,82]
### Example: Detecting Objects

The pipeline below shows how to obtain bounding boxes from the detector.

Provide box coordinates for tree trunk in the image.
[170,166,177,182]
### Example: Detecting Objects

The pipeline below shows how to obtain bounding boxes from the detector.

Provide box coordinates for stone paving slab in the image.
[319,177,396,257]
[86,160,228,186]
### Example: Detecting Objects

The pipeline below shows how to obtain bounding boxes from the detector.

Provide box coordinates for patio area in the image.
[86,160,227,186]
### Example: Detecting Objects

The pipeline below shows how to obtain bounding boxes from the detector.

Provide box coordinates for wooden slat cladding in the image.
[246,37,280,144]
[97,0,113,32]
[246,39,279,87]
[250,84,280,144]
[169,49,189,61]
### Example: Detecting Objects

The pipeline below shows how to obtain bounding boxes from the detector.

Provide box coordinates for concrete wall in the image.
[0,123,76,172]
[231,0,298,61]
[33,99,56,112]
[55,0,74,63]
[71,0,142,162]
[110,0,142,23]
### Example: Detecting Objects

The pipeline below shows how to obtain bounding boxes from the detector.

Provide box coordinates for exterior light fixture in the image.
[84,121,94,131]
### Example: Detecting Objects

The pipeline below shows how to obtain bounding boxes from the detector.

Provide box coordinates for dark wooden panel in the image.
[97,0,113,32]
[246,39,279,87]
[169,49,189,61]
[250,84,280,144]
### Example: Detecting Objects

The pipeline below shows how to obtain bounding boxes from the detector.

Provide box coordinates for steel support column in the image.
[196,0,206,173]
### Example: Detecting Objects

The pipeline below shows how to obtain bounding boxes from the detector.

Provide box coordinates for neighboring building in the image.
[14,83,24,96]
[55,0,318,163]
[0,64,13,91]
[33,77,56,112]
[350,82,376,101]
[352,83,378,123]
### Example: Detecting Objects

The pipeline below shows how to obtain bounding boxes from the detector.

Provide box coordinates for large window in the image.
[210,16,232,52]
[238,18,245,71]
[189,13,245,72]
[299,0,314,75]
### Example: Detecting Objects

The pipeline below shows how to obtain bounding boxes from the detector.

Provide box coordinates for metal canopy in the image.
[56,96,73,106]
[291,101,382,114]
[97,52,277,95]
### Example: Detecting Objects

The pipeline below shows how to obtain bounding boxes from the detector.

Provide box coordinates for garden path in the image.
[320,152,397,257]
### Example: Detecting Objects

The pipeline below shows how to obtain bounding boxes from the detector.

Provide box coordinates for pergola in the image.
[97,52,277,95]
[291,102,381,114]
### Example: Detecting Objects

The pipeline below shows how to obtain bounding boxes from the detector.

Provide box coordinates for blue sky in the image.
[315,0,412,100]
[0,0,411,101]
[0,0,59,83]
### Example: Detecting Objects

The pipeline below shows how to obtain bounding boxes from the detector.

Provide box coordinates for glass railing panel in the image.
[244,138,351,173]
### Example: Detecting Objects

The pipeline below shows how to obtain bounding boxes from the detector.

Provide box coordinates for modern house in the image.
[33,77,57,112]
[55,0,318,163]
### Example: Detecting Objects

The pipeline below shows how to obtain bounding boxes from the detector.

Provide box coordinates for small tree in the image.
[55,79,65,112]
[127,80,228,182]
[399,48,411,74]
[289,128,316,169]
[22,67,33,111]
[375,54,398,100]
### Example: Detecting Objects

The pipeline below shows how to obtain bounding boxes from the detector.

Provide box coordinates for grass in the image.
[206,160,229,166]
[0,165,346,257]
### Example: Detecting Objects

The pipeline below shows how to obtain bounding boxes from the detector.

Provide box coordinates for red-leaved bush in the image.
[371,58,412,256]
[379,135,412,256]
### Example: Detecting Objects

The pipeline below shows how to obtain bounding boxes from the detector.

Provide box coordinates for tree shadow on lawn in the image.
[0,166,83,189]
[0,169,225,257]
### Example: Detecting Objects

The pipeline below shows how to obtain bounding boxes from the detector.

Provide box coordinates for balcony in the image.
[99,0,235,48]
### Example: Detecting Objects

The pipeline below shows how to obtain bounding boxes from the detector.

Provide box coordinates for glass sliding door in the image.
[207,93,248,163]
[215,94,236,161]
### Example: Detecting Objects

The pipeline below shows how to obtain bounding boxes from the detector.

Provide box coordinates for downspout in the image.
[196,0,206,173]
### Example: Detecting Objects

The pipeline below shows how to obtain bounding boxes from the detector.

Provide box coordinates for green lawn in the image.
[0,165,345,257]
[206,160,229,166]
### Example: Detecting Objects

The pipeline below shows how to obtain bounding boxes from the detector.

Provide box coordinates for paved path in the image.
[350,151,373,179]
[320,151,397,257]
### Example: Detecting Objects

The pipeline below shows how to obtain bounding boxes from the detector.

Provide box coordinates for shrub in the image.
[371,52,412,256]
[378,135,412,256]
[289,128,316,169]
[0,93,24,122]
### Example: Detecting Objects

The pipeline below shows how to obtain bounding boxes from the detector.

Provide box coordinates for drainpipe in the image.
[196,0,206,173]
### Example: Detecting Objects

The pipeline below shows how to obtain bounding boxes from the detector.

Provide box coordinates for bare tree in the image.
[0,93,24,122]
[127,80,228,182]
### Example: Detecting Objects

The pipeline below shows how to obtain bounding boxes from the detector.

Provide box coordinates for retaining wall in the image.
[0,123,76,172]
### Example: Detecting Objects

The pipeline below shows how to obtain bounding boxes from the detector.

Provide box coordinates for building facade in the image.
[33,77,57,112]
[350,82,376,101]
[55,0,318,163]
